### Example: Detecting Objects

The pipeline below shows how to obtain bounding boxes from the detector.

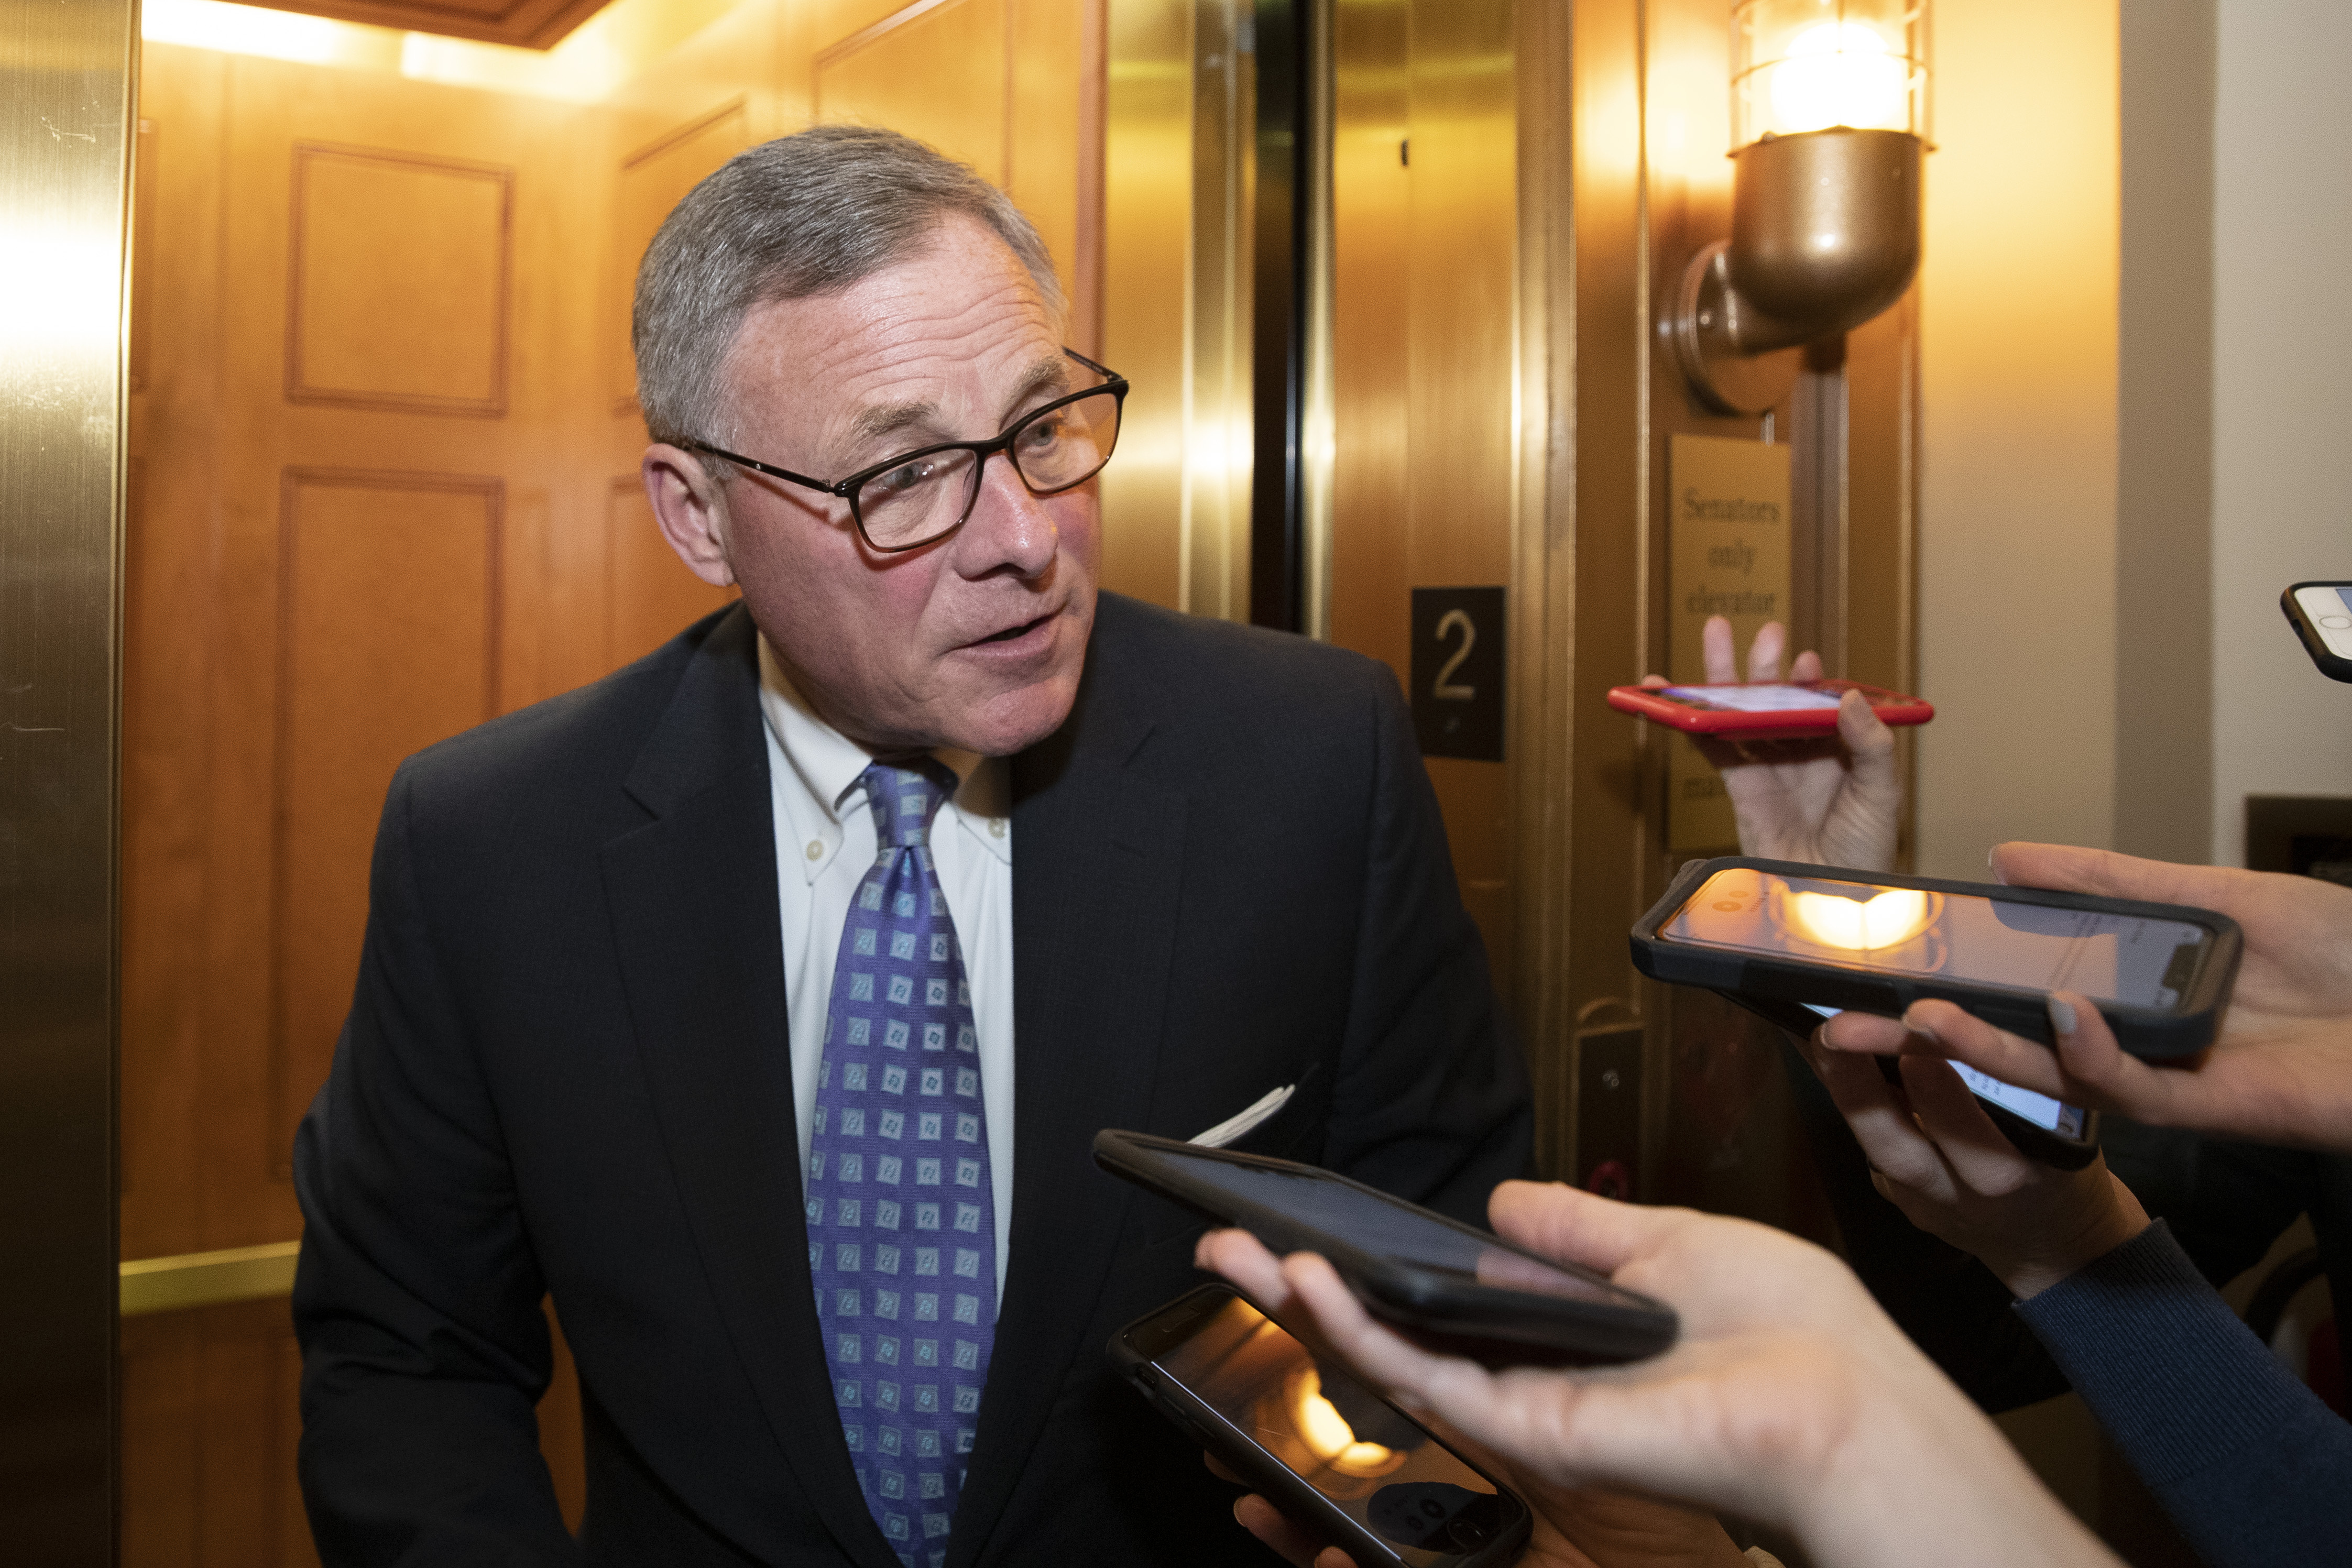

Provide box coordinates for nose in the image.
[953,450,1060,579]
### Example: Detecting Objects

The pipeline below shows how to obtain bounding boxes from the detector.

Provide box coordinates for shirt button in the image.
[988,819,1006,839]
[806,840,824,860]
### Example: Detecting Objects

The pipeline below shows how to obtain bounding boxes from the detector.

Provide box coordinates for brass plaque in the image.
[1666,434,1792,851]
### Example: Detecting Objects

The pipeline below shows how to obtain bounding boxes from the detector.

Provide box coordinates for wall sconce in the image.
[1673,0,1930,414]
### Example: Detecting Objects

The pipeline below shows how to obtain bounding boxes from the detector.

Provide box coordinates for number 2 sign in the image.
[1408,586,1505,761]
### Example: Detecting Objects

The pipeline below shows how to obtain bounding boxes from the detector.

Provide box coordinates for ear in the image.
[642,444,738,588]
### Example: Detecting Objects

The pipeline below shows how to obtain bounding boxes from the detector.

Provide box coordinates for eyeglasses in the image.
[685,348,1129,554]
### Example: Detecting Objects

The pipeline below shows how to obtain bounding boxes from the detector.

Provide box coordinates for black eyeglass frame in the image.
[684,348,1130,554]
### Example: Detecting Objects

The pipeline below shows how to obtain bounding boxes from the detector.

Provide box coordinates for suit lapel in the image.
[599,607,900,1568]
[949,622,1189,1565]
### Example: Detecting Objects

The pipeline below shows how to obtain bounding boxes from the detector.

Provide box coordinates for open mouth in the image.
[973,614,1051,646]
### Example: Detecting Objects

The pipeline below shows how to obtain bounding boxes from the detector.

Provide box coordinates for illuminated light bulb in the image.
[1783,886,1932,950]
[1764,21,1910,137]
[1289,1368,1406,1477]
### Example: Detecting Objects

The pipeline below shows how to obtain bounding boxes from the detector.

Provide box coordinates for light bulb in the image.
[1764,21,1910,136]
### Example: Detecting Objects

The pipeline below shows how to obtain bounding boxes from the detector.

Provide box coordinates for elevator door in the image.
[1326,0,1519,1001]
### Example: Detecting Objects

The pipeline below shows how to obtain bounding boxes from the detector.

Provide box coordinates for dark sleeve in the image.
[2099,1121,2319,1286]
[1319,665,1534,1227]
[2016,1220,2352,1568]
[292,764,583,1566]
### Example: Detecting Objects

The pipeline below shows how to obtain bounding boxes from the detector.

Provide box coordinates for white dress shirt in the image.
[756,637,1016,1298]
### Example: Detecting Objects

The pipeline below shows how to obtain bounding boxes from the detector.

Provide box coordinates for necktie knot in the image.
[860,760,954,850]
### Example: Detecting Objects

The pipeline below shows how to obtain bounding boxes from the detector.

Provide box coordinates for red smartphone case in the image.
[1605,678,1934,739]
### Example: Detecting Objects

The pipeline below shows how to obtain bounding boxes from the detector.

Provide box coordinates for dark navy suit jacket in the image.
[293,591,1531,1566]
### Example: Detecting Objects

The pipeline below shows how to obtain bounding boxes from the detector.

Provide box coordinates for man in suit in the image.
[292,125,1529,1566]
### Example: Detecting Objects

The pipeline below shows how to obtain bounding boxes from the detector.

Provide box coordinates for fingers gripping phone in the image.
[1714,990,2102,1169]
[1632,858,2241,1060]
[1093,1131,1678,1366]
[2282,582,2352,682]
[1113,1286,1533,1568]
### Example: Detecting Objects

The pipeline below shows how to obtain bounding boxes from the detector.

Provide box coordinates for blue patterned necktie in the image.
[806,760,996,1567]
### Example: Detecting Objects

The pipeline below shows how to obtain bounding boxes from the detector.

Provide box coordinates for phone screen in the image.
[1796,1003,2086,1138]
[1153,1292,1513,1565]
[1656,683,1842,714]
[1665,868,2209,1010]
[1145,1147,1637,1307]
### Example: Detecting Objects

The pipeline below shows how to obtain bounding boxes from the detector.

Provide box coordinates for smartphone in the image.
[1605,678,1934,740]
[1631,857,2241,1059]
[1092,1130,1677,1365]
[1112,1285,1532,1568]
[1720,991,2100,1169]
[2282,582,2352,682]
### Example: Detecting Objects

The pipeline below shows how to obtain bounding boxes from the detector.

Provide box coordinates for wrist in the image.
[1993,1183,2151,1302]
[1792,1356,2095,1568]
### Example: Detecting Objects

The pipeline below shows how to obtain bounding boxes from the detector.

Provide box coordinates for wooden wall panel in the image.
[122,52,236,1262]
[609,101,752,412]
[121,448,209,1244]
[121,1299,317,1568]
[608,475,736,666]
[271,470,503,1158]
[815,0,1010,183]
[122,1297,584,1561]
[287,145,512,416]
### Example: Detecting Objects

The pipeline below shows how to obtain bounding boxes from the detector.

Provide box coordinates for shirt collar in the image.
[756,636,1012,882]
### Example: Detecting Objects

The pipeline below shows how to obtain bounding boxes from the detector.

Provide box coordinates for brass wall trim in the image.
[119,1242,301,1318]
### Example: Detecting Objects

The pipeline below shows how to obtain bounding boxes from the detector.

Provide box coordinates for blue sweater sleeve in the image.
[2015,1219,2352,1567]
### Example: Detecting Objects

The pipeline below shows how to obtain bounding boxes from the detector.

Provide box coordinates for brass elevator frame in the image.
[1,0,137,1554]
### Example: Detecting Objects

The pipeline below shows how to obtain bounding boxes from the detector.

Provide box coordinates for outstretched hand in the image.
[1819,843,2352,1153]
[1196,1183,2114,1568]
[1639,617,1899,872]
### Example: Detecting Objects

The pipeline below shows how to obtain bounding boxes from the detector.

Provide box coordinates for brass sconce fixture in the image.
[1675,0,1931,414]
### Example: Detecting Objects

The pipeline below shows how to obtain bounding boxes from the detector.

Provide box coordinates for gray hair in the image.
[631,125,1065,457]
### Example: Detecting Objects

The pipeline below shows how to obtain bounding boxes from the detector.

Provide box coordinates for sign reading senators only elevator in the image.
[1666,434,1792,850]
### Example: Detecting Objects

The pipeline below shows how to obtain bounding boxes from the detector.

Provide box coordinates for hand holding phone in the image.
[1632,857,2241,1058]
[1627,617,1906,872]
[1194,1184,2116,1568]
[1802,841,2352,1155]
[1788,1032,2154,1306]
[1093,1131,1678,1366]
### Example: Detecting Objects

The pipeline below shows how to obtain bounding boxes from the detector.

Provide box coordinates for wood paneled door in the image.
[124,40,610,1562]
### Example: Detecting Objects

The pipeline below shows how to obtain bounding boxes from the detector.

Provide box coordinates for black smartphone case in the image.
[1630,856,2242,1060]
[2282,583,2352,683]
[1109,1285,1532,1568]
[1713,988,2103,1170]
[1091,1130,1678,1365]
